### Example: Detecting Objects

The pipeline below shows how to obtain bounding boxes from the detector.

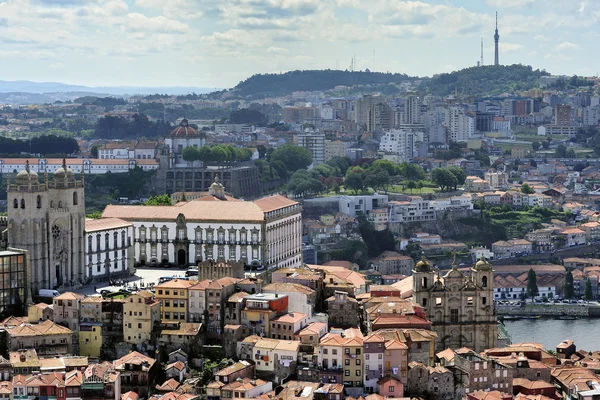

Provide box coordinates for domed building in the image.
[7,159,86,295]
[412,254,497,353]
[164,119,206,168]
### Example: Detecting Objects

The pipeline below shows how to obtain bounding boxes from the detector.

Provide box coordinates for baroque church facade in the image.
[412,256,498,353]
[7,160,86,295]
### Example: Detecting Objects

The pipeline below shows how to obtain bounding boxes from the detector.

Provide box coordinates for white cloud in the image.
[499,42,524,52]
[486,0,535,8]
[557,41,579,50]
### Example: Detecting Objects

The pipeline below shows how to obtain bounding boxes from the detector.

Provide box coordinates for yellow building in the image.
[79,322,102,358]
[155,279,194,323]
[342,336,364,388]
[27,303,53,323]
[123,290,161,344]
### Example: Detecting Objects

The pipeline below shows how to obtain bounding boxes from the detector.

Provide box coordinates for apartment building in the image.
[123,291,161,345]
[155,279,194,323]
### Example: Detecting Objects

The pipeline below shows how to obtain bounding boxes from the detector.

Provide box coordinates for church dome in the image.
[473,256,492,271]
[16,162,38,185]
[170,119,200,137]
[54,167,66,179]
[414,256,432,272]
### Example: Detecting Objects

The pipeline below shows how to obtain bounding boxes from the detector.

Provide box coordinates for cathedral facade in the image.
[7,160,86,295]
[412,257,498,353]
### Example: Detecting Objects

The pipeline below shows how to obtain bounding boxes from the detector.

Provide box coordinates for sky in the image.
[0,0,597,89]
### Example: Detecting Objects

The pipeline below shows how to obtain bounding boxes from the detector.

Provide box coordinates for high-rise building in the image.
[7,160,86,295]
[494,12,500,66]
[446,107,475,142]
[368,102,393,132]
[404,94,421,124]
[555,104,572,126]
[378,127,424,162]
[296,131,326,166]
[355,95,376,126]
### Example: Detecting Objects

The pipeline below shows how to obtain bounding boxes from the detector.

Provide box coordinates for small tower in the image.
[412,256,435,310]
[494,11,500,66]
[208,175,225,200]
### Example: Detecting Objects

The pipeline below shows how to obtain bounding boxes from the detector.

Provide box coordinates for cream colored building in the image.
[53,292,84,331]
[155,279,194,323]
[123,291,161,344]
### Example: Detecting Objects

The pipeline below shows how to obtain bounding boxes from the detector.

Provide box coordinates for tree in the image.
[286,170,325,197]
[526,268,539,299]
[532,141,541,151]
[399,162,425,181]
[585,278,594,301]
[448,166,467,190]
[182,146,200,162]
[406,181,417,193]
[256,145,267,159]
[542,141,550,150]
[555,144,568,158]
[344,167,366,194]
[370,159,401,176]
[521,183,535,194]
[564,270,575,299]
[90,144,99,158]
[144,194,172,206]
[365,170,390,192]
[431,168,457,192]
[270,145,312,172]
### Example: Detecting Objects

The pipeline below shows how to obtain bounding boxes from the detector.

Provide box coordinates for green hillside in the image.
[421,64,550,97]
[231,69,415,99]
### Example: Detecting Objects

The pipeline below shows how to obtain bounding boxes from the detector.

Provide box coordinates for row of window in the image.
[12,192,78,210]
[89,231,129,253]
[138,226,259,243]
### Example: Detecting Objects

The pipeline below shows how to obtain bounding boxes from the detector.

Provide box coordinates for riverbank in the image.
[496,303,600,317]
[504,318,600,351]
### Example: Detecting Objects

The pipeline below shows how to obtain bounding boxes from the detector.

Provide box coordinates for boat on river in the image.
[558,315,577,320]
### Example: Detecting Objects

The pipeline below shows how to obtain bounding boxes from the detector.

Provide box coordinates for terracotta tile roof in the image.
[272,312,308,324]
[227,292,250,302]
[0,381,11,394]
[298,322,326,336]
[513,378,554,390]
[65,370,82,387]
[10,350,40,367]
[155,279,195,289]
[62,357,88,368]
[31,303,51,310]
[254,195,299,212]
[114,351,156,371]
[54,292,85,301]
[122,391,140,400]
[85,217,132,232]
[166,361,186,372]
[8,320,73,337]
[158,378,181,391]
[1,316,28,328]
[222,377,269,392]
[263,282,315,295]
[161,323,201,336]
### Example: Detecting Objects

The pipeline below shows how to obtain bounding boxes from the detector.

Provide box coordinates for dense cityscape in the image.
[3,2,600,400]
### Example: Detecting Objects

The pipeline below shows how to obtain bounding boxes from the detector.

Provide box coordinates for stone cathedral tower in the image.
[7,160,86,295]
[412,256,497,353]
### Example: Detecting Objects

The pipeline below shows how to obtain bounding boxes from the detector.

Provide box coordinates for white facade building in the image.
[84,217,134,280]
[447,107,475,142]
[164,119,206,168]
[101,185,302,270]
[296,131,326,167]
[339,194,388,217]
[0,158,158,175]
[583,106,600,126]
[378,127,424,162]
[388,197,435,224]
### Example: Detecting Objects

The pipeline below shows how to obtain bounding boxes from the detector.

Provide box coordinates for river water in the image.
[503,318,600,351]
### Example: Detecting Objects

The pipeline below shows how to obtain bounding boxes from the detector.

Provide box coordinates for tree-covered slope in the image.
[232,69,415,98]
[421,64,549,97]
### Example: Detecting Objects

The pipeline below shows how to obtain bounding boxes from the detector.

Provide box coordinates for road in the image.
[74,266,190,296]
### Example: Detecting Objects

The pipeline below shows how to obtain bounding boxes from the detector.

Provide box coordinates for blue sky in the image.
[0,0,596,89]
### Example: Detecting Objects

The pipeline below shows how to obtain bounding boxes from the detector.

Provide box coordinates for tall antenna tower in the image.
[480,37,484,66]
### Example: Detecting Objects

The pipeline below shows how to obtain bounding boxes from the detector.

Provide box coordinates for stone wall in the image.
[496,304,592,317]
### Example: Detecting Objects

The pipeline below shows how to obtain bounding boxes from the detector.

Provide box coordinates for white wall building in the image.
[378,127,424,162]
[296,131,326,167]
[0,158,158,175]
[388,197,435,224]
[339,194,388,217]
[84,217,134,280]
[101,187,303,270]
[164,119,206,168]
[446,107,475,142]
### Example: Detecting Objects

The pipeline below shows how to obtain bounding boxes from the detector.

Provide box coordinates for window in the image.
[467,296,474,306]
[355,370,361,376]
[365,354,369,360]
[36,195,41,209]
[229,247,236,260]
[389,386,395,392]
[421,277,428,289]
[482,296,487,305]
[345,359,350,366]
[20,199,25,209]
[13,199,17,209]
[73,192,78,205]
[178,229,185,240]
[139,227,146,241]
[451,309,459,324]
[422,298,427,307]
[344,370,350,376]
[436,297,442,306]
[482,276,488,287]
[356,359,361,365]
[323,349,328,354]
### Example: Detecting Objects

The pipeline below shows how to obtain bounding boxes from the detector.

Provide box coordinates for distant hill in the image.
[223,65,550,99]
[0,80,217,97]
[230,69,417,99]
[421,64,550,97]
